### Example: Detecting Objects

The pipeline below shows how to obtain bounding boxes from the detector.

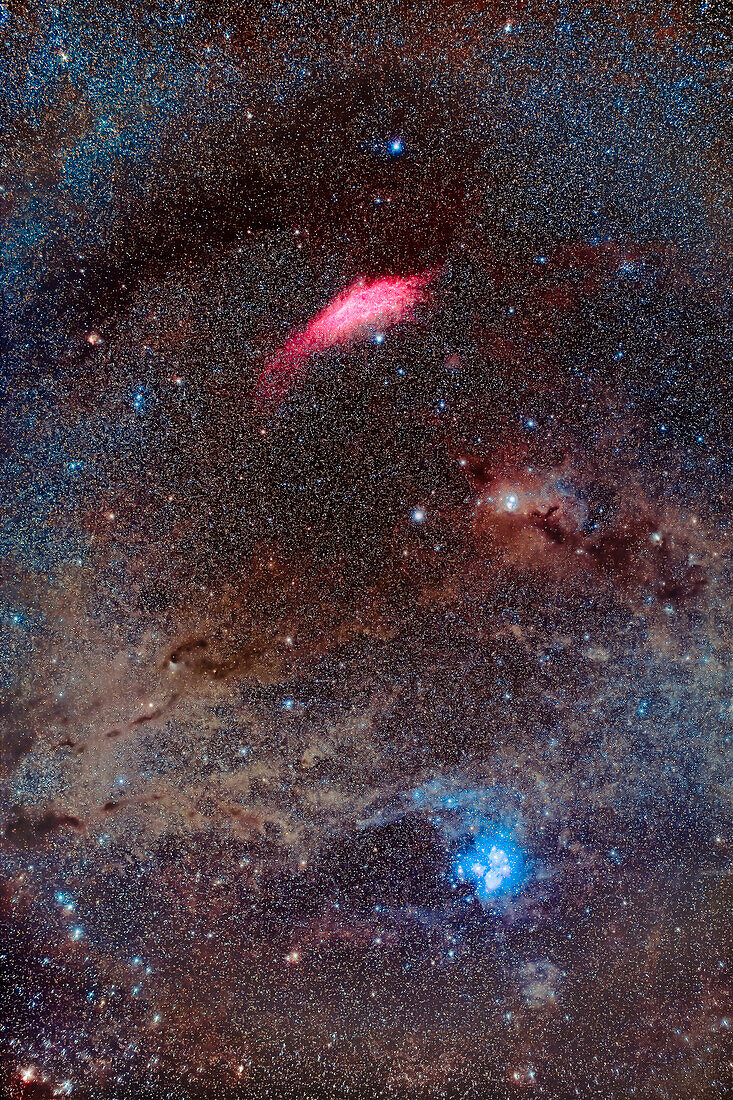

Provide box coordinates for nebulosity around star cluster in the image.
[453,834,521,899]
[1,1,733,1099]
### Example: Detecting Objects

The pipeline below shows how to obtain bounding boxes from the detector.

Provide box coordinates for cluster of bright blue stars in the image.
[452,833,523,900]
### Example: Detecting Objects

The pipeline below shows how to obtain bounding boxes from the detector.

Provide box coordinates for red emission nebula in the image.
[256,272,435,402]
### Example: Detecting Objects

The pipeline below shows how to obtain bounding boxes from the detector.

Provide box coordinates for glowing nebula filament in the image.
[257,271,435,403]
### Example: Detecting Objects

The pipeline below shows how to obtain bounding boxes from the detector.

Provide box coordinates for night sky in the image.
[1,2,733,1098]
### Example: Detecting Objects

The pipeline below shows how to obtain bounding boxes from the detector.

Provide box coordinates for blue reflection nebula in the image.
[453,833,522,900]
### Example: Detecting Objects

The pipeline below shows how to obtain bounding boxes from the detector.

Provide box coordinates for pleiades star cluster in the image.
[1,2,732,1098]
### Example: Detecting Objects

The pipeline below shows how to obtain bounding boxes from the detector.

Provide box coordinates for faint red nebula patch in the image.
[256,271,436,403]
[467,462,710,606]
[472,469,590,575]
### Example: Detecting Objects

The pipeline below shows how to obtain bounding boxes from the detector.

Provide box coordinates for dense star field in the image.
[1,2,733,1098]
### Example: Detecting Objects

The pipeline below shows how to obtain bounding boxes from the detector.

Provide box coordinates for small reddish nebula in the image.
[257,271,435,403]
[472,470,589,572]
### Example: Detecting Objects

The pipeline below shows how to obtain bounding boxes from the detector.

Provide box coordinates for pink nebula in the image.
[256,272,435,403]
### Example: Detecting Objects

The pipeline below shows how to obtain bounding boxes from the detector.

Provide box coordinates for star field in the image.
[1,2,732,1098]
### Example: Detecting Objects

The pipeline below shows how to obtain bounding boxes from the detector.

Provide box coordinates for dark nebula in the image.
[1,2,732,1098]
